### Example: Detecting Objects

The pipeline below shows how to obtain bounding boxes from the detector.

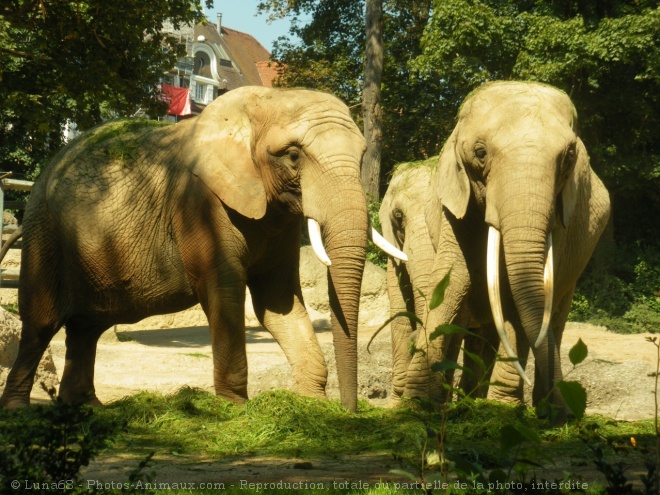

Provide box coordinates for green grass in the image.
[95,388,655,474]
[101,388,423,458]
[184,352,210,359]
[3,388,657,494]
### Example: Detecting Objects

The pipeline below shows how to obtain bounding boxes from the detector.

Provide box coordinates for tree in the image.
[0,0,210,179]
[362,0,384,200]
[258,0,433,193]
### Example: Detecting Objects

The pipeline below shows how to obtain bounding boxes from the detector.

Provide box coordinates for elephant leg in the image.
[58,319,108,405]
[459,323,498,399]
[249,273,327,399]
[532,294,572,416]
[387,258,415,403]
[486,320,529,405]
[0,320,61,409]
[405,213,471,401]
[199,275,249,403]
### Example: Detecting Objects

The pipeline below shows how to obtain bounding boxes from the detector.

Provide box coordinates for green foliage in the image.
[568,338,589,366]
[557,381,588,421]
[0,0,209,181]
[0,393,123,494]
[570,244,660,333]
[5,387,655,494]
[259,0,437,189]
[429,272,450,310]
[367,199,388,268]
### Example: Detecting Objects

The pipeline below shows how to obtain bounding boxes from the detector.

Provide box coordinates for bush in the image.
[570,243,660,333]
[0,392,122,494]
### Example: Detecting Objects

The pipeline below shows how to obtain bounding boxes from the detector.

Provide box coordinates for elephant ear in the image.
[379,191,398,249]
[425,172,442,250]
[435,127,470,220]
[184,95,267,220]
[559,138,587,228]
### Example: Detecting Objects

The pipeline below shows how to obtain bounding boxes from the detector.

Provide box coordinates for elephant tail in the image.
[366,318,391,354]
[0,226,23,263]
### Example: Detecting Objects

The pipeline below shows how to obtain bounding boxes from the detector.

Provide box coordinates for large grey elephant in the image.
[0,86,403,412]
[380,81,611,419]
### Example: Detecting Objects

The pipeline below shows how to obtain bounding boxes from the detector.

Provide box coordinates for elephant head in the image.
[379,163,436,398]
[181,87,403,411]
[430,81,587,410]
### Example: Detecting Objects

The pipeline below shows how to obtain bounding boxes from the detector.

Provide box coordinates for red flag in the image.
[162,83,191,116]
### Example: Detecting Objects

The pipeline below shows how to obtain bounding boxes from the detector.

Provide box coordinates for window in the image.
[195,83,204,102]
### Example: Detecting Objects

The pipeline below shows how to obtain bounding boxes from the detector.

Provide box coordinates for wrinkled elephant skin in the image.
[380,81,611,422]
[0,87,369,412]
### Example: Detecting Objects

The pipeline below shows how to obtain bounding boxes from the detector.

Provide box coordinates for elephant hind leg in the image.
[459,325,498,398]
[58,318,109,405]
[0,319,62,409]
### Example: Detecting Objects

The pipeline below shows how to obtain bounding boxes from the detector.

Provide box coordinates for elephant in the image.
[0,86,404,412]
[380,81,611,419]
[378,161,436,399]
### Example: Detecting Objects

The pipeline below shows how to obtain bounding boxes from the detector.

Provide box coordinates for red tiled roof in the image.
[221,26,271,86]
[192,22,273,90]
[256,60,283,87]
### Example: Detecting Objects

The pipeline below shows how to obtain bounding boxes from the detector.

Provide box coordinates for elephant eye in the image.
[474,147,487,161]
[287,147,300,162]
[562,143,577,173]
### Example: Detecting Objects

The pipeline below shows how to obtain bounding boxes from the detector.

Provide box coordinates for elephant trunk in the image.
[494,184,564,414]
[322,201,368,413]
[304,168,368,412]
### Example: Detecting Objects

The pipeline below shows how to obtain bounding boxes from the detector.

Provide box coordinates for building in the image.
[161,15,279,120]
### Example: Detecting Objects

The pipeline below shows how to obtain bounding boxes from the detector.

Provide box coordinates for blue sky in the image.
[206,2,295,53]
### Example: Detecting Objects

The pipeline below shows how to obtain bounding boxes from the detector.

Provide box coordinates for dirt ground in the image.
[27,314,660,488]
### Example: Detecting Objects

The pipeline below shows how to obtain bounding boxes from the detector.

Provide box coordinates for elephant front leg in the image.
[249,276,327,399]
[387,258,415,403]
[486,320,529,405]
[200,281,250,403]
[405,213,471,401]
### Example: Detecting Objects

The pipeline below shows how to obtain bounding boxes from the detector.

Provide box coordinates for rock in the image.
[2,212,17,226]
[298,246,389,328]
[0,307,58,394]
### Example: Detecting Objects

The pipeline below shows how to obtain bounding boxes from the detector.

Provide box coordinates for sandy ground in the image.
[33,319,660,421]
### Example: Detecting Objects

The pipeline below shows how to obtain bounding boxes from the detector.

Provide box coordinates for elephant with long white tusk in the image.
[0,86,406,412]
[379,81,611,422]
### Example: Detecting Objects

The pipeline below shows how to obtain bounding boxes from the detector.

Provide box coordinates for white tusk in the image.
[535,233,554,348]
[487,226,532,386]
[307,218,332,266]
[369,227,408,262]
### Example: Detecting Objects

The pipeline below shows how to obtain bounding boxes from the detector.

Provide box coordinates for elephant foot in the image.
[58,389,103,407]
[0,394,31,410]
[292,373,327,400]
[215,390,247,404]
[294,387,327,400]
[535,400,569,426]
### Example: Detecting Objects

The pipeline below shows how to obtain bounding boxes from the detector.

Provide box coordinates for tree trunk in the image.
[361,0,384,201]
